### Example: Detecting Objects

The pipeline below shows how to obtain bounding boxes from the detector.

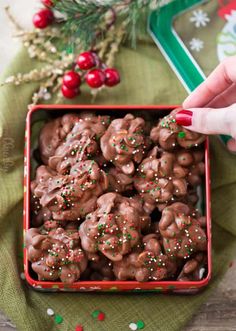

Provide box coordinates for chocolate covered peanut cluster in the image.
[40,113,110,173]
[150,109,205,150]
[31,160,108,221]
[79,192,150,261]
[159,203,207,259]
[101,114,150,175]
[26,225,87,283]
[134,147,188,213]
[113,234,177,281]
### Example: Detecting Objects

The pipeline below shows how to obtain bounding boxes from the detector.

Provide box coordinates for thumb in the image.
[176,104,236,137]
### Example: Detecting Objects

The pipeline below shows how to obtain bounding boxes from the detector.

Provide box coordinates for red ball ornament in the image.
[63,71,81,89]
[104,68,120,87]
[33,9,54,29]
[41,0,54,7]
[86,69,106,88]
[77,52,96,70]
[61,85,79,99]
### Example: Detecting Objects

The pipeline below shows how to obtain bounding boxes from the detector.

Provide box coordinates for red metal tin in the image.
[24,105,212,293]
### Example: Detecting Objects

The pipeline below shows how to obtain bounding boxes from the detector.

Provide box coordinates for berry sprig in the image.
[2,0,128,104]
[32,0,120,99]
[61,51,120,99]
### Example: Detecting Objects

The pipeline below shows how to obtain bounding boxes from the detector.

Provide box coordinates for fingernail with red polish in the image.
[175,109,193,126]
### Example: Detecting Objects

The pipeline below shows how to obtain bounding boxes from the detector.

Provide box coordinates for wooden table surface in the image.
[0,1,236,330]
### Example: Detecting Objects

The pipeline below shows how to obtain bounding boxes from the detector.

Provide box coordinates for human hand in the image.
[176,56,236,152]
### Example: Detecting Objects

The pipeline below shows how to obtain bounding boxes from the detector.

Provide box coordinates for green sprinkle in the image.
[137,320,145,329]
[55,315,63,324]
[120,144,128,151]
[92,310,100,318]
[178,131,186,139]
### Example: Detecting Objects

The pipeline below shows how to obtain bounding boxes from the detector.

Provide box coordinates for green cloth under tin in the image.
[1,38,236,331]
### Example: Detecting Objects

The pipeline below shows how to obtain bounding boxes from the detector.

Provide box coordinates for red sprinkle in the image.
[75,325,83,331]
[97,312,105,321]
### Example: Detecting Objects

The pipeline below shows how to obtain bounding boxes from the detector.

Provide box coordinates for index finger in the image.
[183,56,236,108]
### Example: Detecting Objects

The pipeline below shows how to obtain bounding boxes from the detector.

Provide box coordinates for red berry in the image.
[33,9,54,29]
[77,52,96,70]
[63,71,81,89]
[105,68,120,87]
[86,69,105,88]
[61,85,79,99]
[97,312,105,321]
[41,0,54,7]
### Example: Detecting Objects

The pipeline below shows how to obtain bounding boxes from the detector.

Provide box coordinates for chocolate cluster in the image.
[79,192,150,261]
[150,108,205,150]
[101,114,151,175]
[113,234,177,282]
[27,110,207,283]
[39,113,110,173]
[26,224,87,283]
[31,161,108,221]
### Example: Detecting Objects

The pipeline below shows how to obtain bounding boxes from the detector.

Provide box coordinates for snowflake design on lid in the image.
[190,9,210,28]
[189,38,204,52]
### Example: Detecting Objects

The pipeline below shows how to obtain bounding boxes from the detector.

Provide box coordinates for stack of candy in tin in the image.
[26,108,207,284]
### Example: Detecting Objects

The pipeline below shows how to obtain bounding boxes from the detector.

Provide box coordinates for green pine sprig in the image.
[52,0,162,51]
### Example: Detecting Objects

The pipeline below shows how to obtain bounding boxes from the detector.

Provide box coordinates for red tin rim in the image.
[24,105,212,291]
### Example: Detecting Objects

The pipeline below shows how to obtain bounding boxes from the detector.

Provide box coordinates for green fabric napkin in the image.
[0,40,236,331]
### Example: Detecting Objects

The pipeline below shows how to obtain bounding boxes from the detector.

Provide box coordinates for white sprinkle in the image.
[129,322,138,331]
[199,267,205,279]
[47,308,54,316]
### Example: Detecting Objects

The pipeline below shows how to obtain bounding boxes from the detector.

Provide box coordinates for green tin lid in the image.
[148,0,231,145]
